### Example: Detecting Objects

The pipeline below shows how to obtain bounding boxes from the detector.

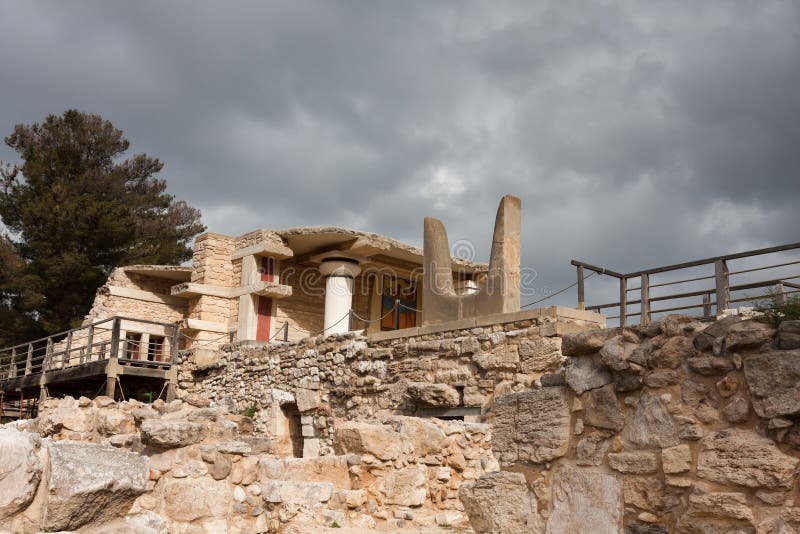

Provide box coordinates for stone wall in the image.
[83,267,187,326]
[1,395,496,532]
[459,315,800,533]
[177,307,605,453]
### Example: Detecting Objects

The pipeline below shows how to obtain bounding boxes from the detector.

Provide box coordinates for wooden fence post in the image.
[640,274,650,326]
[714,260,730,314]
[619,277,628,327]
[577,265,585,310]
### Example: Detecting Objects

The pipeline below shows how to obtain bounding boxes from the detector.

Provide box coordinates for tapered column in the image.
[319,258,361,335]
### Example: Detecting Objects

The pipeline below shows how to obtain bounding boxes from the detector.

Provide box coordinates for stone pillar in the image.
[319,258,361,335]
[237,255,259,341]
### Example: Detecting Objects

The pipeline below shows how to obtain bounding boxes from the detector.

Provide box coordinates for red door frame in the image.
[256,257,275,341]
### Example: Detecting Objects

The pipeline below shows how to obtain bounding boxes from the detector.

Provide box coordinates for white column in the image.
[237,255,258,341]
[319,259,361,335]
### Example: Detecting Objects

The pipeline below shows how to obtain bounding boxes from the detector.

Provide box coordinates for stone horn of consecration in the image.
[422,194,521,326]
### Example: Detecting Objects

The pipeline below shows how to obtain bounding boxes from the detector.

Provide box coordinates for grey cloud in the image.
[1,0,799,312]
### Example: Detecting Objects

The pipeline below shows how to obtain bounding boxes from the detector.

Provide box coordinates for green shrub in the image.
[755,288,800,326]
[242,403,257,418]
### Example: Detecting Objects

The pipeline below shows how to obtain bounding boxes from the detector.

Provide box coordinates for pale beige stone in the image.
[662,444,691,474]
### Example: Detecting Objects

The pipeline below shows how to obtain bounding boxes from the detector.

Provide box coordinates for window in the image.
[124,333,142,359]
[148,336,165,362]
[380,277,417,330]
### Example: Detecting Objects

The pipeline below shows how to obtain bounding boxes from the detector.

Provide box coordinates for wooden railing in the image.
[572,241,800,326]
[0,316,181,381]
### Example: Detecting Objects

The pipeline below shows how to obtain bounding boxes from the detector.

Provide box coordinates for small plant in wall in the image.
[242,403,258,418]
[755,287,800,326]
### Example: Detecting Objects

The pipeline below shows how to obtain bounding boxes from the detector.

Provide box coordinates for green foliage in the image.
[0,110,205,340]
[144,391,155,404]
[755,287,800,326]
[329,521,341,528]
[242,403,257,418]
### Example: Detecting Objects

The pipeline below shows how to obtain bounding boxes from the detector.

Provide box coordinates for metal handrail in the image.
[573,241,800,326]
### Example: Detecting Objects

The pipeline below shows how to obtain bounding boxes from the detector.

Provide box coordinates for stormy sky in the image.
[1,1,799,310]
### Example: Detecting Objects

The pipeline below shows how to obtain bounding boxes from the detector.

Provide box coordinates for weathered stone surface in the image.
[518,338,562,373]
[565,355,612,395]
[600,335,629,371]
[608,451,658,474]
[0,429,42,520]
[576,430,613,466]
[626,391,678,448]
[662,444,691,474]
[378,466,427,506]
[183,392,211,407]
[776,320,800,350]
[159,477,231,522]
[562,329,614,356]
[95,408,136,436]
[546,468,622,534]
[258,456,350,489]
[262,480,333,505]
[294,389,321,412]
[472,345,519,370]
[624,521,668,534]
[43,441,148,531]
[725,319,775,351]
[615,371,644,392]
[651,336,694,369]
[140,420,205,448]
[743,350,800,418]
[687,492,755,522]
[697,429,799,489]
[131,407,159,425]
[37,397,94,435]
[387,416,448,457]
[722,396,750,423]
[186,407,218,422]
[406,382,460,408]
[583,384,625,432]
[332,420,402,460]
[623,477,665,513]
[205,451,232,480]
[492,387,570,465]
[688,354,734,376]
[459,471,541,534]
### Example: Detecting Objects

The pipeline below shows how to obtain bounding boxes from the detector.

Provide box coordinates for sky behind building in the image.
[1,1,798,308]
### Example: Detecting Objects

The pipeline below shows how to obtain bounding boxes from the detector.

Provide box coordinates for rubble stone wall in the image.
[459,315,800,534]
[177,307,605,454]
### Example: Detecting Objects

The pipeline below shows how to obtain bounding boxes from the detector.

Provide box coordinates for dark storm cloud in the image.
[1,0,799,307]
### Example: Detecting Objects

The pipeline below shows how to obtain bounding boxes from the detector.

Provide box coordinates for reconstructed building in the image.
[84,226,487,353]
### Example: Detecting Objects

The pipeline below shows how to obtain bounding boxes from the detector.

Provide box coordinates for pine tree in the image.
[0,110,205,337]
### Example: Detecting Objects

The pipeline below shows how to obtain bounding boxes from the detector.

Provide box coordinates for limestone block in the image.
[565,355,613,395]
[43,441,148,531]
[623,477,665,513]
[386,416,448,457]
[406,382,460,407]
[159,477,231,522]
[608,452,658,474]
[0,429,42,520]
[725,319,775,351]
[261,480,333,505]
[743,349,800,418]
[492,387,570,466]
[776,320,800,349]
[258,456,350,489]
[583,384,625,432]
[662,444,691,474]
[697,429,799,489]
[459,471,541,534]
[140,420,206,448]
[378,466,428,506]
[546,468,622,534]
[332,421,402,461]
[95,408,136,436]
[650,335,694,369]
[518,338,563,373]
[561,329,615,356]
[472,345,519,370]
[626,391,678,448]
[295,389,321,412]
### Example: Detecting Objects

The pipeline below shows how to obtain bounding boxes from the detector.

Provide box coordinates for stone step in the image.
[257,455,353,490]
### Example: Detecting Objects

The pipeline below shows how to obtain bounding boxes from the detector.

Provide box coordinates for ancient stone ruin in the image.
[1,197,799,533]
